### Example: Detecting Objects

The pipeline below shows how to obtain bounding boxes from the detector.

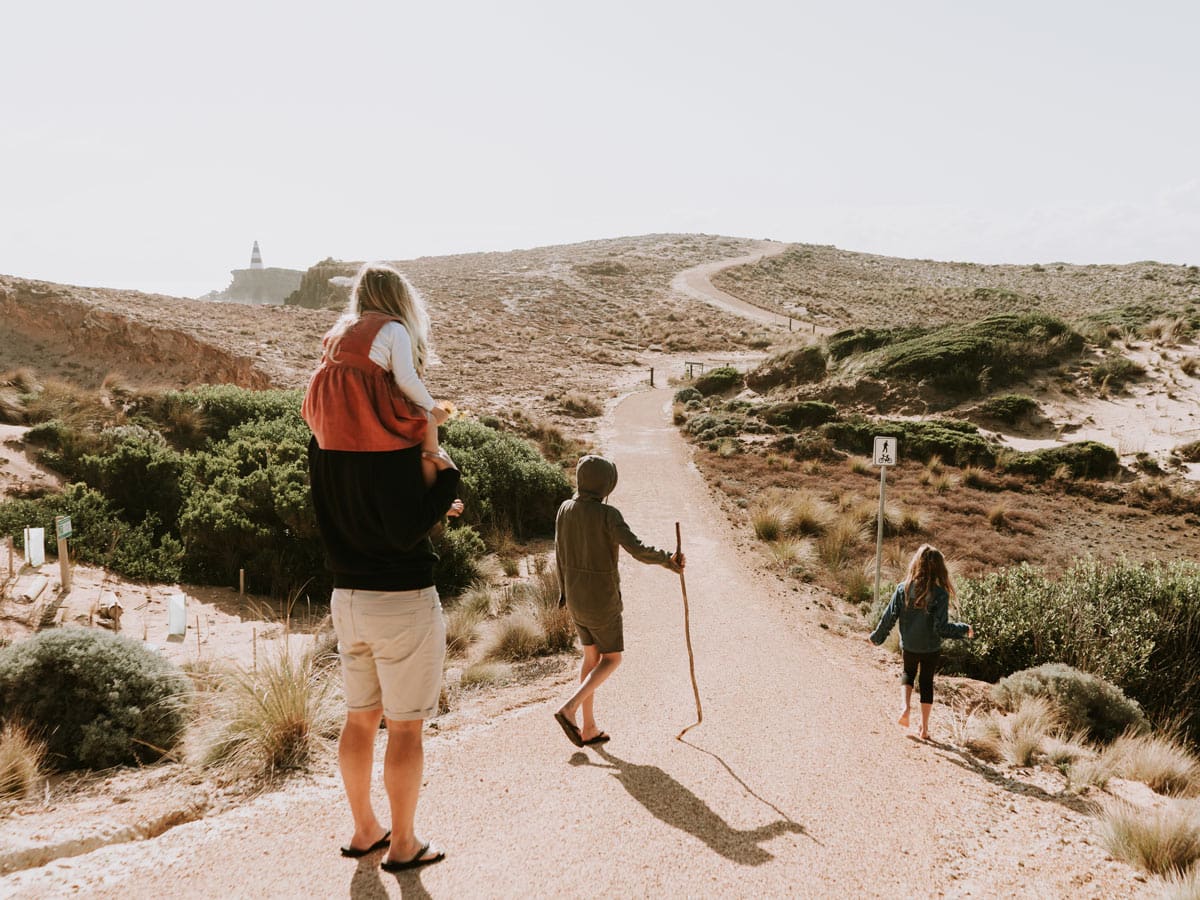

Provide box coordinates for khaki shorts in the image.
[330,586,446,721]
[574,614,624,654]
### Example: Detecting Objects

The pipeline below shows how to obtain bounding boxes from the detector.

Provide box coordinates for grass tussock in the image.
[445,607,484,659]
[1096,801,1200,877]
[202,644,342,780]
[483,613,547,662]
[1105,733,1200,797]
[0,722,48,799]
[1159,864,1200,899]
[817,516,864,570]
[964,697,1061,767]
[459,661,511,690]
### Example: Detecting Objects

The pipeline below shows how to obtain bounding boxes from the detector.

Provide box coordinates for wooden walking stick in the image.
[675,521,704,740]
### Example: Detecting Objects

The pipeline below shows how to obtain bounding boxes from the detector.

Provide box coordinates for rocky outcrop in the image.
[284,259,356,309]
[0,277,271,388]
[207,267,303,305]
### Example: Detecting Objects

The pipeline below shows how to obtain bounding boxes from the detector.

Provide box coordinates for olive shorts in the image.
[330,585,445,721]
[574,614,624,654]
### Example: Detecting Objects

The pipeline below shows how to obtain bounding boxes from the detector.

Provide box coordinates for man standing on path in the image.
[308,438,462,872]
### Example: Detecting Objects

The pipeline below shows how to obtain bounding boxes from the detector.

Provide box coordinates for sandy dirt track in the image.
[2,386,1144,898]
[671,242,796,329]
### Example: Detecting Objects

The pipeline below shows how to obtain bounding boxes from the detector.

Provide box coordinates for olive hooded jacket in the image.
[554,455,676,627]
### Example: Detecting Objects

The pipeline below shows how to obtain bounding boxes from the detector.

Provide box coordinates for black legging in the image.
[901,650,940,704]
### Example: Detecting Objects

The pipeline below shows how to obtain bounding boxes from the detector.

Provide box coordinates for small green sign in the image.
[55,516,72,539]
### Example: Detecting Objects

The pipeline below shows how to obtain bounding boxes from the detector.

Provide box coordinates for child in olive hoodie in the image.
[553,455,684,747]
[869,544,973,740]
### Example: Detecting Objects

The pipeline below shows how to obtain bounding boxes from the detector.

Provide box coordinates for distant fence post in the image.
[650,367,655,387]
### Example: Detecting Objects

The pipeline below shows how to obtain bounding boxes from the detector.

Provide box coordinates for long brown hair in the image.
[902,544,954,610]
[326,262,431,375]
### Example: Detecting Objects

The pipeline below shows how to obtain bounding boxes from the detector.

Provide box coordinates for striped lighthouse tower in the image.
[250,241,263,270]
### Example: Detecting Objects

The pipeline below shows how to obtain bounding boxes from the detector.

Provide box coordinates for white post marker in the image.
[55,516,72,593]
[872,437,898,609]
[24,527,45,568]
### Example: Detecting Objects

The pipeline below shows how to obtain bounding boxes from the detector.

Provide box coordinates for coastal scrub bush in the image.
[977,394,1040,425]
[673,387,702,404]
[948,558,1200,741]
[145,385,305,445]
[1090,355,1146,388]
[0,628,189,770]
[826,326,928,361]
[685,412,745,442]
[692,366,743,396]
[1000,441,1120,480]
[846,313,1083,395]
[991,663,1146,742]
[442,419,570,539]
[433,524,487,597]
[746,344,827,392]
[753,401,838,430]
[77,433,186,534]
[823,417,996,467]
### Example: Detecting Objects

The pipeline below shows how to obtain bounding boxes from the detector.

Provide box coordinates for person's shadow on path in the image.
[570,747,808,865]
[350,858,433,899]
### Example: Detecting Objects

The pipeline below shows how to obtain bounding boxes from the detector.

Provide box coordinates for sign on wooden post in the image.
[55,516,72,592]
[872,437,898,608]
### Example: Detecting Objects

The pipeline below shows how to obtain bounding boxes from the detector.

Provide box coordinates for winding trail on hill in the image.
[671,241,794,329]
[2,251,1144,898]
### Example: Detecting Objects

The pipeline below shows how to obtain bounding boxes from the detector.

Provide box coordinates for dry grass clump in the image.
[785,490,835,536]
[817,516,865,570]
[1105,733,1200,797]
[460,582,497,618]
[0,389,25,424]
[769,538,813,568]
[964,697,1061,766]
[1180,356,1200,377]
[749,497,789,541]
[987,503,1010,530]
[558,392,603,418]
[459,661,511,690]
[848,456,872,476]
[526,568,575,654]
[1096,800,1200,877]
[483,612,546,662]
[202,644,341,779]
[840,563,872,604]
[0,722,48,799]
[0,367,39,393]
[445,607,484,659]
[925,454,945,476]
[1159,863,1200,898]
[960,466,992,490]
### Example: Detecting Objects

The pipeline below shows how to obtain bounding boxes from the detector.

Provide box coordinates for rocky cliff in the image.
[284,259,356,309]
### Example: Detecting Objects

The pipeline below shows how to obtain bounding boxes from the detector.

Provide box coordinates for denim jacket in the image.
[869,583,969,653]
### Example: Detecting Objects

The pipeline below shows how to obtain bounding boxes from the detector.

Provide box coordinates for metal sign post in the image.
[55,516,73,593]
[872,437,897,607]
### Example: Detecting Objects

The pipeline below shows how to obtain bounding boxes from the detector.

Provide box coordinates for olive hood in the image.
[575,454,618,500]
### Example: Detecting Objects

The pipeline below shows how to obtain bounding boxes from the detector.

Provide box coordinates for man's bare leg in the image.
[382,718,440,864]
[339,708,389,850]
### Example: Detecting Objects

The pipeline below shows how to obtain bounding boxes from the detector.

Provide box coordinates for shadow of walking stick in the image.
[570,746,810,865]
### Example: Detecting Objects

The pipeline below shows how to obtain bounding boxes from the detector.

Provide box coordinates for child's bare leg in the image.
[558,651,621,741]
[898,684,912,728]
[572,645,602,740]
[420,415,440,489]
[919,703,933,739]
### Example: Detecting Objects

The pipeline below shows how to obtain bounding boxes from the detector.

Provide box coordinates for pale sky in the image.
[2,1,1197,297]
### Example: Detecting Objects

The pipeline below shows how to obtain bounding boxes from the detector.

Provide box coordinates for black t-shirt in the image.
[307,438,461,591]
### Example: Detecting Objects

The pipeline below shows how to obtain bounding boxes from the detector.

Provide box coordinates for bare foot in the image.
[918,729,930,740]
[897,708,910,728]
[580,724,604,742]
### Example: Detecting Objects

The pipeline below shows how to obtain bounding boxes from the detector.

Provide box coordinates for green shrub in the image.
[822,417,996,467]
[991,663,1146,742]
[179,415,324,597]
[692,366,743,396]
[827,326,928,360]
[746,345,827,392]
[754,401,838,430]
[1090,355,1146,388]
[145,385,305,445]
[77,434,185,533]
[977,394,1040,425]
[846,313,1083,395]
[673,387,702,403]
[442,419,571,539]
[434,524,487,597]
[0,628,189,770]
[947,558,1200,741]
[1002,441,1120,480]
[685,412,744,442]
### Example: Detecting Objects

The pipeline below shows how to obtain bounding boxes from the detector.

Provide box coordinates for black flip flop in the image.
[340,830,391,858]
[582,732,610,746]
[554,712,584,748]
[381,842,445,872]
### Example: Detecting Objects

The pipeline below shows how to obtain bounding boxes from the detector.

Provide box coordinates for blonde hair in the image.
[902,544,954,610]
[326,262,431,375]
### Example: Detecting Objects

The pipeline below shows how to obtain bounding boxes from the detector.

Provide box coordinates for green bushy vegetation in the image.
[434,524,487,597]
[1,385,566,597]
[692,366,743,396]
[822,417,996,467]
[947,558,1200,741]
[746,344,827,392]
[753,401,838,430]
[991,663,1146,742]
[1000,440,1120,480]
[977,394,1040,425]
[1090,355,1146,388]
[441,419,571,539]
[0,628,190,770]
[826,325,928,360]
[844,313,1083,395]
